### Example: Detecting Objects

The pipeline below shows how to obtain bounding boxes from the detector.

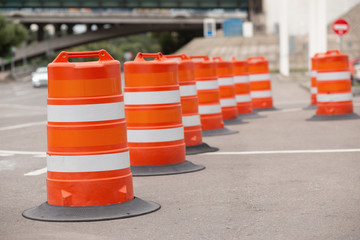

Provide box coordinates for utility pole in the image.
[247,0,253,21]
[309,0,327,69]
[279,0,289,76]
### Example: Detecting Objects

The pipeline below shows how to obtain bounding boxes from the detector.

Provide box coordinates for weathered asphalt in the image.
[0,75,359,240]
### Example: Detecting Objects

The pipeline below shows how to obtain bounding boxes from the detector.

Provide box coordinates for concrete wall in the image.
[175,33,359,71]
[264,0,360,35]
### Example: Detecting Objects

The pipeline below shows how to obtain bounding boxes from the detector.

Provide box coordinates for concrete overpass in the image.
[2,10,246,66]
[0,0,249,9]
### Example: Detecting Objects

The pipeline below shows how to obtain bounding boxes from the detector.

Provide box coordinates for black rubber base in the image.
[131,160,205,176]
[307,113,360,121]
[22,197,161,222]
[223,117,247,125]
[186,142,219,155]
[253,107,277,112]
[238,112,265,119]
[202,127,238,137]
[303,104,317,110]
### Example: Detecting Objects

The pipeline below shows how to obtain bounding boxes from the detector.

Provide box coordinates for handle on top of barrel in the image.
[212,56,223,61]
[189,55,210,61]
[135,52,166,61]
[247,56,267,62]
[314,52,324,58]
[53,49,114,63]
[164,54,189,60]
[325,49,341,55]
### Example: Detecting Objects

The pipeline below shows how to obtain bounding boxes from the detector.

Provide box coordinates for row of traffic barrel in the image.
[22,50,275,222]
[307,49,358,120]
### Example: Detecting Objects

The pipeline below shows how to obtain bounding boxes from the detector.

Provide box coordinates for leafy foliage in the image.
[65,33,161,62]
[0,14,28,57]
[151,30,202,54]
[29,30,200,65]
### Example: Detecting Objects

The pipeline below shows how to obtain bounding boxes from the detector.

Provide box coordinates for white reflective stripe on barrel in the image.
[317,93,352,102]
[124,90,180,105]
[317,71,350,81]
[249,73,270,82]
[196,80,219,90]
[48,102,124,122]
[234,75,249,83]
[198,104,222,114]
[218,77,234,86]
[236,94,251,102]
[127,127,184,143]
[220,98,237,107]
[180,84,197,97]
[47,151,130,172]
[311,71,317,77]
[311,87,317,94]
[251,90,272,98]
[182,115,201,127]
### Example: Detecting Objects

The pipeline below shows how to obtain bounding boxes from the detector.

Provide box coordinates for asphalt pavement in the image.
[0,75,359,240]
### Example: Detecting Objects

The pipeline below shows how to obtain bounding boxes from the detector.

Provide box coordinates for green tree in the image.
[151,30,202,54]
[0,14,28,57]
[66,33,161,62]
[30,32,161,66]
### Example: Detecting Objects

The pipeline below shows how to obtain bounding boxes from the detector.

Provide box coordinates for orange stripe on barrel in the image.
[125,104,183,127]
[250,81,271,91]
[47,119,128,155]
[47,168,133,206]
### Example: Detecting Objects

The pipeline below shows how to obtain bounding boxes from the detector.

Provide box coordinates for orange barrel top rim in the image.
[311,52,324,70]
[247,56,269,73]
[212,56,234,77]
[189,55,217,79]
[316,49,349,71]
[124,52,178,74]
[164,54,195,83]
[232,57,249,75]
[124,52,178,88]
[48,49,122,98]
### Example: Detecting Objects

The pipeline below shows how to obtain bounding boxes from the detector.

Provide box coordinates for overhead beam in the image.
[5,23,203,67]
[0,0,248,9]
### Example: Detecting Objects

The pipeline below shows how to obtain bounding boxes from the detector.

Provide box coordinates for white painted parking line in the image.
[0,153,15,157]
[0,150,45,155]
[0,103,45,111]
[0,121,46,131]
[205,148,360,155]
[33,154,47,158]
[24,167,47,176]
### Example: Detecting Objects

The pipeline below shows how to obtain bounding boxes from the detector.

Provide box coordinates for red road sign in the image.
[332,18,350,36]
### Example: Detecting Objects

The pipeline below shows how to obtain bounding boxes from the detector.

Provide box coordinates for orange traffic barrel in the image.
[308,50,359,120]
[232,57,252,113]
[124,52,205,176]
[305,53,323,110]
[22,50,160,222]
[164,54,219,155]
[190,55,237,136]
[247,56,275,110]
[213,56,244,125]
[232,57,262,118]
